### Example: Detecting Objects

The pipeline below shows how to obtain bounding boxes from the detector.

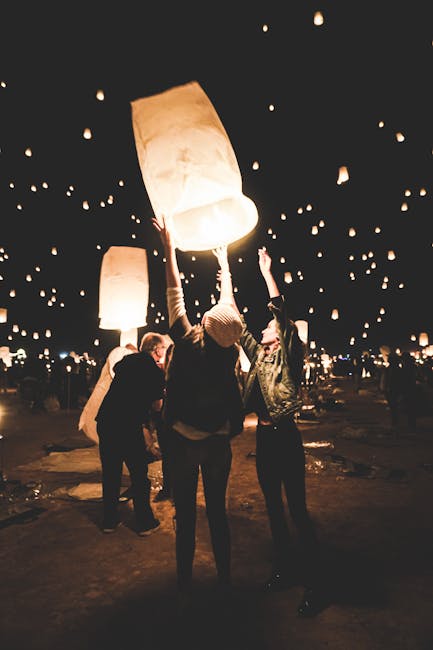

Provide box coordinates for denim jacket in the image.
[240,295,304,423]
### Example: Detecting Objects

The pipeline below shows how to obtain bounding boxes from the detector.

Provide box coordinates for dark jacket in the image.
[164,314,244,437]
[96,351,165,430]
[240,295,304,423]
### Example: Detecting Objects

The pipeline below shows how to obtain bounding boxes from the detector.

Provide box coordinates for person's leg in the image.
[123,429,154,529]
[201,436,232,585]
[280,422,320,573]
[280,420,329,616]
[97,427,123,528]
[154,421,173,499]
[256,424,292,581]
[171,432,201,591]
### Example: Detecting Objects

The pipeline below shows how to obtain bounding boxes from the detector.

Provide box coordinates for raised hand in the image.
[212,244,229,271]
[151,214,174,250]
[258,247,272,276]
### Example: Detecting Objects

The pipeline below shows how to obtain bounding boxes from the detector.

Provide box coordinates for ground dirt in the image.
[1,376,432,650]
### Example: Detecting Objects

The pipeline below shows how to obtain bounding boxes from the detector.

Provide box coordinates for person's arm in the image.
[152,214,191,334]
[212,245,234,305]
[152,215,181,289]
[258,247,280,298]
[213,245,243,319]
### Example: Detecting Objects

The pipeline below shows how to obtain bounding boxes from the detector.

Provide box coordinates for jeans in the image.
[171,430,232,590]
[256,420,321,586]
[97,421,153,527]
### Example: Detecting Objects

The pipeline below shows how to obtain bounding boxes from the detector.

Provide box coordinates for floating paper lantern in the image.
[295,320,308,344]
[419,332,429,347]
[131,80,258,251]
[0,308,7,323]
[0,346,12,367]
[331,309,339,320]
[99,246,149,348]
[337,166,349,185]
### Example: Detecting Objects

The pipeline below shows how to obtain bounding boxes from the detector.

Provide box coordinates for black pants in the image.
[155,420,173,494]
[256,420,321,586]
[97,421,153,528]
[171,430,232,590]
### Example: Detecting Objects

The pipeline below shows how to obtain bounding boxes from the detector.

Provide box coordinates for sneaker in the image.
[137,517,161,536]
[102,520,122,534]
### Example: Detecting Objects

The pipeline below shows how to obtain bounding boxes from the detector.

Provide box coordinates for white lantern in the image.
[131,81,258,251]
[0,346,12,367]
[99,246,149,348]
[295,320,308,344]
[0,308,7,323]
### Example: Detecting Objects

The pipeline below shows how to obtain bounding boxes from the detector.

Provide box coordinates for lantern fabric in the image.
[295,320,308,344]
[0,346,12,367]
[99,246,149,332]
[131,80,258,251]
[0,308,7,323]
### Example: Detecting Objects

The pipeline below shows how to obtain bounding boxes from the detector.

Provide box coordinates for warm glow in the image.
[337,166,349,185]
[295,320,308,344]
[131,81,258,251]
[99,246,149,332]
[313,11,324,26]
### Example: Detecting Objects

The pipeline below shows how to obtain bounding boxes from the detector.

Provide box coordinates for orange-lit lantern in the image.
[0,308,7,323]
[295,320,308,344]
[98,246,149,348]
[131,81,258,251]
[419,332,429,347]
[0,346,12,367]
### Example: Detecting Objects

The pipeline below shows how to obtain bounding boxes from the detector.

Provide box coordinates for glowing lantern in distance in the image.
[131,81,258,251]
[295,320,308,344]
[99,246,149,348]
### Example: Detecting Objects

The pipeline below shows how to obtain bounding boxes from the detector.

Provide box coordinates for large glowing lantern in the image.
[98,246,149,348]
[0,308,7,323]
[131,80,258,251]
[419,332,429,347]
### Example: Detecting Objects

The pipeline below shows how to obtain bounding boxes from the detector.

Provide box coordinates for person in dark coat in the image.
[95,333,165,535]
[152,215,244,610]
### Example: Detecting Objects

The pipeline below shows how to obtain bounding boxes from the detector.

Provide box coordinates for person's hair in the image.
[139,332,166,353]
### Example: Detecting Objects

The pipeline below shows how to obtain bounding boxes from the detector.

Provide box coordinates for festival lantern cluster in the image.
[0,9,431,362]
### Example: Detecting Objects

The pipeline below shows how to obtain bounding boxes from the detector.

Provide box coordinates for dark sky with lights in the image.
[0,3,432,359]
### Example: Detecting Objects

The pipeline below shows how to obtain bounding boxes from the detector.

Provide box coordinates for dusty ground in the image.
[1,376,432,650]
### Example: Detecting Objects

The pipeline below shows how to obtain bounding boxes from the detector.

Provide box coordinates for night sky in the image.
[1,3,431,359]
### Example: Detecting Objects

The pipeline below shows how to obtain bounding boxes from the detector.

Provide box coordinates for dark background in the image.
[0,2,431,359]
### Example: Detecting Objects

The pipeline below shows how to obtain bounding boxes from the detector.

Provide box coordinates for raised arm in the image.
[213,245,241,316]
[152,215,181,289]
[258,247,280,298]
[152,215,188,331]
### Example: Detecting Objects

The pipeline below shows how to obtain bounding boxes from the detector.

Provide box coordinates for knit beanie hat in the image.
[203,303,243,348]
